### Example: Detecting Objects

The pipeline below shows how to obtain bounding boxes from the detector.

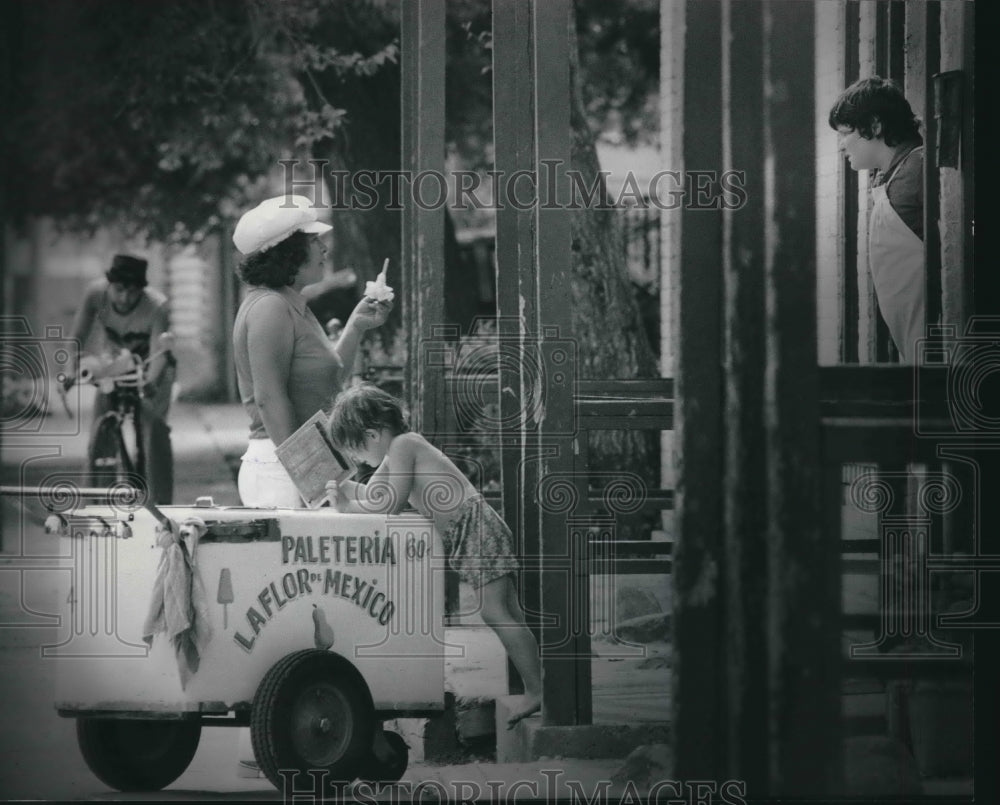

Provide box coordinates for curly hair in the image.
[327,384,411,450]
[235,231,310,288]
[828,76,922,147]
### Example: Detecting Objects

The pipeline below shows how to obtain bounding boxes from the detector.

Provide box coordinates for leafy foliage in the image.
[4,0,396,244]
[575,0,660,146]
[5,0,656,241]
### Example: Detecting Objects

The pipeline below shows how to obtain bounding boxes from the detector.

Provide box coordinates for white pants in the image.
[237,439,302,507]
[235,439,300,771]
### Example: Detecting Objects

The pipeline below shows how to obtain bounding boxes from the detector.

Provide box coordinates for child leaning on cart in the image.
[324,383,542,728]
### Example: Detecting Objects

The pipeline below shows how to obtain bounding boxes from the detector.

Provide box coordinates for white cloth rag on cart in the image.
[142,516,213,690]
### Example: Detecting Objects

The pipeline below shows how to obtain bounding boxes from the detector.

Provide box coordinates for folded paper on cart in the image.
[275,410,357,508]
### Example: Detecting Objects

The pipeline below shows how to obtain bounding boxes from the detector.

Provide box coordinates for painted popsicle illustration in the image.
[217,568,234,628]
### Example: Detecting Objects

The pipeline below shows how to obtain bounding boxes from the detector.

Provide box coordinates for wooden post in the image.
[533,0,585,727]
[857,0,879,362]
[659,0,684,524]
[922,2,942,338]
[842,0,861,363]
[675,1,839,793]
[938,0,973,327]
[492,0,586,725]
[721,0,768,789]
[401,0,446,437]
[958,1,974,322]
[870,2,898,362]
[762,1,840,794]
[815,0,847,367]
[492,0,539,699]
[672,0,725,778]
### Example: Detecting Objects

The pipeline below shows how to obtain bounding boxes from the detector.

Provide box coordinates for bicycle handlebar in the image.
[59,338,174,418]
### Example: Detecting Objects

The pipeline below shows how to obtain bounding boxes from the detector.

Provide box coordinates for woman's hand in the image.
[333,283,394,379]
[324,480,347,512]
[346,296,393,332]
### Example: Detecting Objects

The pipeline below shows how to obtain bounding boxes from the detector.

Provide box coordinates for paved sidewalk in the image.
[87,755,634,801]
[169,399,247,506]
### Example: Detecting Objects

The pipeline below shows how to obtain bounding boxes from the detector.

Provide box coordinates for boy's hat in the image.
[105,254,148,287]
[233,195,332,256]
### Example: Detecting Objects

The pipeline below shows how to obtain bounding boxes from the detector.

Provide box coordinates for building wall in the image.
[165,237,230,399]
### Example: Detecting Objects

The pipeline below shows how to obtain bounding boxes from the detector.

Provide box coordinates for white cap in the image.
[232,195,332,256]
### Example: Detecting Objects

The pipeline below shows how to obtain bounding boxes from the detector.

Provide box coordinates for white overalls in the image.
[868,148,925,363]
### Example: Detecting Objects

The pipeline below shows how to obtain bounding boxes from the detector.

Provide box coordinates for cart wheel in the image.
[76,718,201,791]
[251,649,375,791]
[357,730,409,789]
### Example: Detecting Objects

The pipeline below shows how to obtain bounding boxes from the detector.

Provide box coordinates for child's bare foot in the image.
[506,694,541,729]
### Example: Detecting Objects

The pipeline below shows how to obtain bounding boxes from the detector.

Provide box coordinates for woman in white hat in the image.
[231,194,391,777]
[231,194,391,508]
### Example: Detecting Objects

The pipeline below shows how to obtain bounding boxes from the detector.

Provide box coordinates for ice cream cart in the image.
[48,501,447,793]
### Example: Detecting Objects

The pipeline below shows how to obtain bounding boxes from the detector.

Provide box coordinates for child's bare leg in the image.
[479,575,542,727]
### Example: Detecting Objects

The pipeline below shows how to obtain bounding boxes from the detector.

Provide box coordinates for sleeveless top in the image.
[233,286,343,440]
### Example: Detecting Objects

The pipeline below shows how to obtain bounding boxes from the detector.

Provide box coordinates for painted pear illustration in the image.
[312,605,335,650]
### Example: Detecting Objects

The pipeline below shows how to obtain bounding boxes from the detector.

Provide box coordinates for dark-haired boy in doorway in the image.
[830,76,925,362]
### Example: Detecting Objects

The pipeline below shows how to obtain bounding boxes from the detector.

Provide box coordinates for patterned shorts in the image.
[443,495,520,588]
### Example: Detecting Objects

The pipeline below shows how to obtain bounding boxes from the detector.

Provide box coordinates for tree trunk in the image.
[567,9,659,478]
[307,0,479,355]
[307,0,403,346]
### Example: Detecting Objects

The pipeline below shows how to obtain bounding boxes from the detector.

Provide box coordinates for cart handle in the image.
[0,485,170,527]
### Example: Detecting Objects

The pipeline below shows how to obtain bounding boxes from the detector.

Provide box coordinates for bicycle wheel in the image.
[89,415,123,489]
[114,402,154,503]
[126,400,147,486]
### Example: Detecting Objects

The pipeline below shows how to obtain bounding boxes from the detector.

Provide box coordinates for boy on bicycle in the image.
[64,254,176,503]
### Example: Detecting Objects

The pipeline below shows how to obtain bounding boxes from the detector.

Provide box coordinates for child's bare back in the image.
[375,431,479,533]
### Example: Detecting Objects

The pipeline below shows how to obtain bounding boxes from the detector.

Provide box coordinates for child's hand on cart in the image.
[323,480,348,512]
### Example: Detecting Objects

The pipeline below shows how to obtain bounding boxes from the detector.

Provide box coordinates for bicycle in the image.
[60,334,174,503]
